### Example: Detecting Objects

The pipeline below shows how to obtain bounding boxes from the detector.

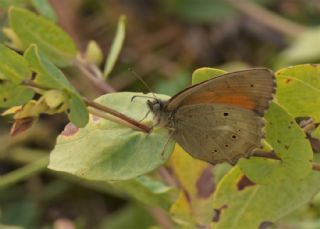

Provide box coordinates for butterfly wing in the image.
[172,104,265,165]
[166,68,275,115]
[165,68,275,164]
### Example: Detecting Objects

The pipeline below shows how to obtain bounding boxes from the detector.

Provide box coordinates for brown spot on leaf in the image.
[212,205,227,222]
[31,72,36,80]
[237,175,256,191]
[3,97,7,102]
[61,123,79,136]
[284,78,293,84]
[10,117,35,136]
[284,145,290,150]
[259,221,273,229]
[196,167,215,198]
[310,63,319,67]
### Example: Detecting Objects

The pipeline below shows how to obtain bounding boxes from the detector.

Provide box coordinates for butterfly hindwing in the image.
[171,103,265,164]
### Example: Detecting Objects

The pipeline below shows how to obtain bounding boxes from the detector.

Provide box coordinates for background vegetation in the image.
[1,0,320,228]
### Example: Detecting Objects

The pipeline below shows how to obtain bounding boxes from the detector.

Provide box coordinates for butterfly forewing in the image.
[166,68,275,115]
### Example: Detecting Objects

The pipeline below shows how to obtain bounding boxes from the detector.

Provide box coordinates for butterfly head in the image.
[147,99,165,115]
[147,99,171,127]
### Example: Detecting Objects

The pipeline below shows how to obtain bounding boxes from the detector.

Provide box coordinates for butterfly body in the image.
[148,68,276,165]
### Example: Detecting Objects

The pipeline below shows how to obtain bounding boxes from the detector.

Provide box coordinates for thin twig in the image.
[84,98,152,133]
[22,80,152,133]
[158,166,179,188]
[225,0,307,37]
[149,207,174,229]
[74,59,115,93]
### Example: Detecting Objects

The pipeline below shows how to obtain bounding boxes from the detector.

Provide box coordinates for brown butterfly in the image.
[147,68,276,165]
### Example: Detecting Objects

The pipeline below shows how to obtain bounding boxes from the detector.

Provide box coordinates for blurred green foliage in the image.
[1,1,320,229]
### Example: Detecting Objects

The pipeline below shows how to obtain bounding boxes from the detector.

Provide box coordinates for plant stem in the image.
[0,156,48,189]
[86,104,152,133]
[226,0,307,37]
[22,80,152,133]
[74,59,115,93]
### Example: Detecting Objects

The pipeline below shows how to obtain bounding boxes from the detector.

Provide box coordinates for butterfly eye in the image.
[154,103,161,111]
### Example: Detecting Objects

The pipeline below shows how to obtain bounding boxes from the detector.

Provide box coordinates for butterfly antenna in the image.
[128,68,159,100]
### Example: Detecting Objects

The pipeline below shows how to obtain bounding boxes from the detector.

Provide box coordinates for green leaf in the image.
[9,7,77,67]
[0,81,34,108]
[212,167,320,228]
[48,92,175,181]
[113,175,177,209]
[103,15,126,79]
[0,44,31,84]
[192,67,226,84]
[239,102,313,184]
[24,45,75,92]
[30,0,58,22]
[67,94,89,128]
[276,64,320,121]
[24,45,89,127]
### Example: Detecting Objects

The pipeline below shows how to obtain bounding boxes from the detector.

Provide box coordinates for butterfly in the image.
[147,68,276,165]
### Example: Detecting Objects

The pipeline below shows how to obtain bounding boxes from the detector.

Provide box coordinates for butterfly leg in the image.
[160,128,176,159]
[139,109,151,122]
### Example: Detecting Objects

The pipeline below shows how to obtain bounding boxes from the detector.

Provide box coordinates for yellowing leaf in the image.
[85,40,104,66]
[276,64,320,121]
[212,167,320,228]
[43,90,67,109]
[103,15,126,79]
[169,145,215,228]
[2,27,25,50]
[192,67,226,84]
[239,102,313,184]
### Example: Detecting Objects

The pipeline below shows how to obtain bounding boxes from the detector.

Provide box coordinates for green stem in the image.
[226,0,307,37]
[0,157,48,189]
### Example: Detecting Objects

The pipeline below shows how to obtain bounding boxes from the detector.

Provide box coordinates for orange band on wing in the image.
[181,91,256,109]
